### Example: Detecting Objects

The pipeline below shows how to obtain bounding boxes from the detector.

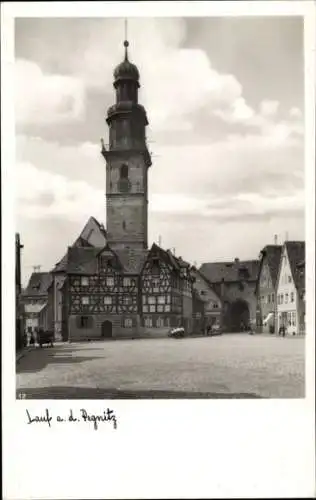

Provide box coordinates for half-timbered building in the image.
[49,40,195,341]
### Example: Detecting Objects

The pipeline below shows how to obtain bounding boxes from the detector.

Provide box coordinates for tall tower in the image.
[101,38,152,250]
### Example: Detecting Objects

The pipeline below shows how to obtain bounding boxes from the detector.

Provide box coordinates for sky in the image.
[15,16,305,285]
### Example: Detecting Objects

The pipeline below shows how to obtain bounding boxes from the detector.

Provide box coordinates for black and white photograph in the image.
[2,1,315,499]
[15,13,308,400]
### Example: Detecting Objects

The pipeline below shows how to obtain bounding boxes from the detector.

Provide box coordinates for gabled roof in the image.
[72,236,94,248]
[191,268,222,302]
[255,244,282,292]
[90,216,107,238]
[144,244,193,275]
[52,216,106,273]
[285,241,305,292]
[199,259,260,284]
[115,247,148,274]
[65,247,101,275]
[23,272,53,297]
[56,245,148,276]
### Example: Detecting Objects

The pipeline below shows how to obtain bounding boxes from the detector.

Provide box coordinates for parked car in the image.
[168,327,185,339]
[210,324,222,336]
[37,329,54,347]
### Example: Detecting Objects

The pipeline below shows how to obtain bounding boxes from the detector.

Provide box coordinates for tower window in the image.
[120,164,128,179]
[118,163,130,193]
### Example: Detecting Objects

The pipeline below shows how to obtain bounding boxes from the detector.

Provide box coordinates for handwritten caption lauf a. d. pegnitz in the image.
[26,408,118,430]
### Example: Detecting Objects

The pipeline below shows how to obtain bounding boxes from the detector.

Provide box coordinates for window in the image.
[277,295,280,305]
[152,278,160,288]
[285,293,288,304]
[104,296,112,305]
[271,293,274,303]
[143,305,148,313]
[291,292,294,302]
[268,295,271,304]
[292,312,296,326]
[148,296,155,305]
[281,294,284,304]
[124,318,133,328]
[122,221,126,230]
[165,305,171,312]
[118,164,130,193]
[106,277,114,287]
[79,316,90,328]
[81,277,89,287]
[288,312,292,326]
[123,296,132,305]
[123,277,131,287]
[157,305,164,312]
[288,275,292,283]
[165,317,170,327]
[120,163,128,179]
[149,305,155,313]
[144,316,152,327]
[81,296,89,305]
[156,317,164,328]
[158,296,165,304]
[213,302,218,309]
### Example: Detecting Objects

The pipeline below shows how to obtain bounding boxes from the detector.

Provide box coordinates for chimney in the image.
[158,235,162,247]
[274,234,278,245]
[234,258,240,265]
[285,231,289,241]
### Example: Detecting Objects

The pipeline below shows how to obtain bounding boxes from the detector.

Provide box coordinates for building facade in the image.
[199,259,259,332]
[276,241,305,336]
[255,245,282,333]
[21,272,53,336]
[52,216,107,340]
[192,269,222,332]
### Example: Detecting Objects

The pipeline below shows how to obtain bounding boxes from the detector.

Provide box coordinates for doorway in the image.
[101,320,112,338]
[229,299,250,332]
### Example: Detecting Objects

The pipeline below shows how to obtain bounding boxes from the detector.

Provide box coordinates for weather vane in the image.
[123,18,129,59]
[124,18,128,41]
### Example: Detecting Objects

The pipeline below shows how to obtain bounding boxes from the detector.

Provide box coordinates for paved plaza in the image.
[16,334,305,399]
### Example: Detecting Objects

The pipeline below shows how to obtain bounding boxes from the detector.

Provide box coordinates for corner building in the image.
[61,41,195,341]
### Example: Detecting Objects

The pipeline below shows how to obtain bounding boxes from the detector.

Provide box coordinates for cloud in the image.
[16,162,104,222]
[15,18,304,144]
[259,100,280,117]
[289,107,303,118]
[15,59,85,125]
[151,191,304,222]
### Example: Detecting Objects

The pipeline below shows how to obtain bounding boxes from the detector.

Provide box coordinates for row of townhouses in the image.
[19,221,305,341]
[256,241,305,335]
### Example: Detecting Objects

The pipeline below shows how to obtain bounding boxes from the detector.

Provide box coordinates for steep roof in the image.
[256,245,282,291]
[65,247,101,275]
[199,259,260,284]
[192,268,222,301]
[90,216,107,238]
[23,272,53,297]
[52,217,106,274]
[265,245,282,286]
[285,241,305,292]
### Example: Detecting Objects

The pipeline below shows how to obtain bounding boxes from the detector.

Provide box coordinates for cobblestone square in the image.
[16,334,305,399]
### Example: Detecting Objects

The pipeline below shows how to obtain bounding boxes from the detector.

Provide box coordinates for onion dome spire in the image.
[113,23,140,84]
